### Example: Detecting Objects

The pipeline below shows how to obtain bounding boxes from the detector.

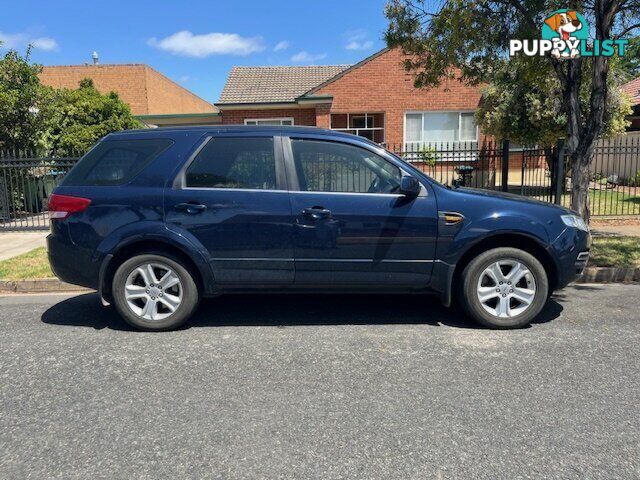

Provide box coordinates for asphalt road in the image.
[1,284,639,479]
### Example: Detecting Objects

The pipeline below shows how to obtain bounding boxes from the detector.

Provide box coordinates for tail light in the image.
[47,194,91,220]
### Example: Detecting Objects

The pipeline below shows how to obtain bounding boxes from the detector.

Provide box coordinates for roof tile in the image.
[218,65,351,104]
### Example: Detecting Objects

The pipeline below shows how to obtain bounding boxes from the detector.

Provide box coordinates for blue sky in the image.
[2,0,390,104]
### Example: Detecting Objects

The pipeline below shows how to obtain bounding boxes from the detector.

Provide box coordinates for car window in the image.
[61,138,173,186]
[186,137,276,190]
[291,139,401,194]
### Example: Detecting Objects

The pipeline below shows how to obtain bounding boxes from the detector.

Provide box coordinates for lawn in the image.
[550,190,640,216]
[0,247,53,280]
[1,238,639,282]
[589,236,640,268]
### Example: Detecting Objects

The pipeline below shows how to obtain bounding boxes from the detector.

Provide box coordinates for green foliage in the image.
[0,48,142,155]
[617,36,640,79]
[475,59,632,146]
[417,144,438,165]
[0,48,50,150]
[43,78,142,155]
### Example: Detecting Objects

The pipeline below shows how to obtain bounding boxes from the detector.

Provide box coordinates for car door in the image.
[284,135,438,286]
[165,133,294,285]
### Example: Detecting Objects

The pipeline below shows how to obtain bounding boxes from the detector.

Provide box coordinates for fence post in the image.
[501,139,510,192]
[554,139,566,205]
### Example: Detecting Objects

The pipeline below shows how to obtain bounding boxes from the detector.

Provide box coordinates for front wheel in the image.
[112,254,200,331]
[459,247,549,329]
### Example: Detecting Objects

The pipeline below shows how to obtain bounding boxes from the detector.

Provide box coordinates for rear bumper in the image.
[47,234,99,289]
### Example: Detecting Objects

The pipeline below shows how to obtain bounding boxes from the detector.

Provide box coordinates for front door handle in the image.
[175,202,207,214]
[301,206,332,220]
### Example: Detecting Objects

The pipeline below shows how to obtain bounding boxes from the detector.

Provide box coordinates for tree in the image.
[0,47,50,150]
[385,0,640,221]
[43,78,142,155]
[617,36,640,78]
[475,58,632,147]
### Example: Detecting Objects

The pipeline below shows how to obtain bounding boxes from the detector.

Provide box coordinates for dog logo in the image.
[542,10,588,58]
[510,9,628,59]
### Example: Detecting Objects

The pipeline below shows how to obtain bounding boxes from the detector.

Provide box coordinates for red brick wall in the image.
[144,66,217,114]
[39,64,216,116]
[221,108,317,125]
[314,48,483,146]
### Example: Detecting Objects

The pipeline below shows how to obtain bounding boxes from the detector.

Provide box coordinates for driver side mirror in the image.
[399,175,421,199]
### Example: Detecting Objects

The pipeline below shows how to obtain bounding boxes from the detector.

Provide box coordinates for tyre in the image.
[112,253,200,331]
[459,247,549,329]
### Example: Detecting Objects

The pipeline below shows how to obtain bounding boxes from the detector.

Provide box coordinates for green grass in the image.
[589,236,640,268]
[0,247,53,280]
[552,190,640,216]
[0,237,638,282]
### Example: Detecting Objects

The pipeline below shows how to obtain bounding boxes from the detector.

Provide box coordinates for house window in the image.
[330,113,385,144]
[244,118,294,126]
[404,112,478,144]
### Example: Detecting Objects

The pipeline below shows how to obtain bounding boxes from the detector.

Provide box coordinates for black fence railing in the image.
[0,150,80,230]
[0,137,638,231]
[388,135,640,217]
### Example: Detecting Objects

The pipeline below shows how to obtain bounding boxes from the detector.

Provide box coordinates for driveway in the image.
[1,285,639,479]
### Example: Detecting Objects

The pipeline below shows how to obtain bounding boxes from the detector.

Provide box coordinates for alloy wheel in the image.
[124,263,183,321]
[476,259,537,318]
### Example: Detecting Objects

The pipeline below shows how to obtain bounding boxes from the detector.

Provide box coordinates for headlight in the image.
[561,214,589,232]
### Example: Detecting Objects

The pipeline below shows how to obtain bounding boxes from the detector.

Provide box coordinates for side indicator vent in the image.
[441,212,465,225]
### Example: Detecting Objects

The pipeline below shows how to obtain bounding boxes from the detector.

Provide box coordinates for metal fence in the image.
[0,136,639,231]
[0,150,79,230]
[389,135,640,217]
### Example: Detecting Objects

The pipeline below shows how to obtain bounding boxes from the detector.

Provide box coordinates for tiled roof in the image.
[622,77,640,105]
[218,65,351,104]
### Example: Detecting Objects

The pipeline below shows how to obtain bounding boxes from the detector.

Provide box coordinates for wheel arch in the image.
[100,239,212,303]
[450,233,559,304]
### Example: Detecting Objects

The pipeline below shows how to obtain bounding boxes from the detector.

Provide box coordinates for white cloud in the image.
[274,40,289,52]
[30,37,58,51]
[345,40,374,50]
[344,29,374,51]
[290,51,327,63]
[0,31,58,51]
[178,75,190,82]
[148,30,264,57]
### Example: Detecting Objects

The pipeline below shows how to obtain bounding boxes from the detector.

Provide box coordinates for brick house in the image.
[622,77,640,131]
[216,48,483,149]
[39,64,220,127]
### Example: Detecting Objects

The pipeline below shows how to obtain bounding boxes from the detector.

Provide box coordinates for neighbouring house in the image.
[622,77,640,131]
[39,63,220,127]
[216,48,483,150]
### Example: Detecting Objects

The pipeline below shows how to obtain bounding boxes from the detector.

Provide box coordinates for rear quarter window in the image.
[61,138,173,186]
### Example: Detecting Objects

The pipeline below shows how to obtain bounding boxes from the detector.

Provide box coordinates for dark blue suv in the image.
[47,126,590,330]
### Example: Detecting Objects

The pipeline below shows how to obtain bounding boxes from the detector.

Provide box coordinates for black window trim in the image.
[174,134,288,192]
[282,135,425,197]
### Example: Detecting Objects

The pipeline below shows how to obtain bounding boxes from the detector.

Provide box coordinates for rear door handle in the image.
[175,202,207,214]
[301,206,332,220]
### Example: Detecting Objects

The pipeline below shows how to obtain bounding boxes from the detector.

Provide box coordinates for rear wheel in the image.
[459,247,549,329]
[112,254,199,331]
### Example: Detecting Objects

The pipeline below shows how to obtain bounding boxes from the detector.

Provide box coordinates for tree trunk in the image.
[570,152,593,221]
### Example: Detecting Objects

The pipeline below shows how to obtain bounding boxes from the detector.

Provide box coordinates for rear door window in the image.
[61,138,173,186]
[185,137,276,190]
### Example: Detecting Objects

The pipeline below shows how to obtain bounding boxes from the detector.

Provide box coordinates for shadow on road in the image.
[41,292,564,332]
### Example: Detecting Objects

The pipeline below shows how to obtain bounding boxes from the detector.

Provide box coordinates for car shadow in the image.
[41,292,564,332]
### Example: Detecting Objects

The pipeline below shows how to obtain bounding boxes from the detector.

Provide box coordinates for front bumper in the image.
[553,228,591,288]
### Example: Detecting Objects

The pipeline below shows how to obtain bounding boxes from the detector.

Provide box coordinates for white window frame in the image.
[403,111,479,145]
[330,113,386,144]
[244,117,294,126]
